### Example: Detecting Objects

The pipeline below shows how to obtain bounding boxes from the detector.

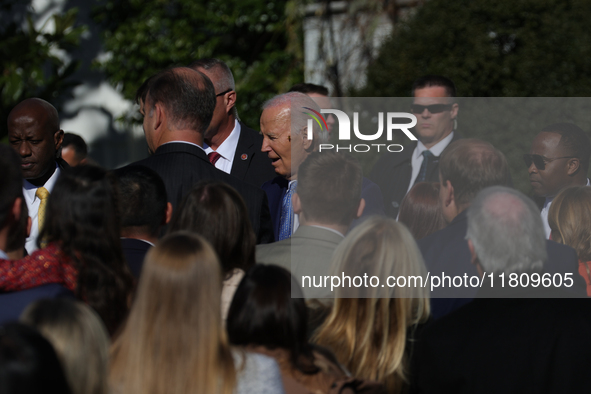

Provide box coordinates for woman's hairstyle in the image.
[313,217,430,393]
[548,186,591,262]
[110,232,236,394]
[0,322,72,394]
[20,299,110,394]
[167,181,255,277]
[227,264,319,375]
[398,182,445,240]
[39,165,134,335]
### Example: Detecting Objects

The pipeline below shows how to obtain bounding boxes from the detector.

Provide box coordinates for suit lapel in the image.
[231,125,254,181]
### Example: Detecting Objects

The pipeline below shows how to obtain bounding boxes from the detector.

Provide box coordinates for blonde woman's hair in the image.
[548,186,591,262]
[313,217,430,393]
[20,299,110,394]
[109,232,236,394]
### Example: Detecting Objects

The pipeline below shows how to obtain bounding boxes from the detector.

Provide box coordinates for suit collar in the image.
[154,142,209,162]
[291,225,344,244]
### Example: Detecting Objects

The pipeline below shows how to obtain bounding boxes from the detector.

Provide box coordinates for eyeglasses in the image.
[410,104,453,114]
[216,89,233,97]
[523,154,577,170]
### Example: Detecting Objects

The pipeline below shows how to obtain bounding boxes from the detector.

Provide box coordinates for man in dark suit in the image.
[189,58,275,187]
[370,76,460,218]
[0,145,72,323]
[114,166,172,279]
[128,67,274,244]
[418,139,584,319]
[7,98,67,253]
[412,187,591,394]
[261,92,384,241]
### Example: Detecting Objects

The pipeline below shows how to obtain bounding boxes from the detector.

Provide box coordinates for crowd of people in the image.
[1,64,591,394]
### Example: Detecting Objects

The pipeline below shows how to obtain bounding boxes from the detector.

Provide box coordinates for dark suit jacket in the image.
[121,238,152,279]
[262,176,385,241]
[411,290,591,394]
[369,133,462,218]
[0,284,74,325]
[129,142,274,244]
[230,123,276,187]
[418,210,586,319]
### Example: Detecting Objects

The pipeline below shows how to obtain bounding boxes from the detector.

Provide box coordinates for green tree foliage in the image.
[93,0,304,129]
[361,0,591,97]
[359,0,591,192]
[0,4,86,139]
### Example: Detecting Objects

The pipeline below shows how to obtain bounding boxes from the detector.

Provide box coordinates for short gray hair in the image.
[466,186,546,274]
[262,92,328,143]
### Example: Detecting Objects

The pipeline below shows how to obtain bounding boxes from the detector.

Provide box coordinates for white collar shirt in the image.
[204,120,240,174]
[23,164,61,254]
[408,131,455,192]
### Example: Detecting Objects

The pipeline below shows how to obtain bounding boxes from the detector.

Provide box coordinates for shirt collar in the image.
[161,141,204,151]
[414,131,455,160]
[23,163,61,202]
[204,120,240,159]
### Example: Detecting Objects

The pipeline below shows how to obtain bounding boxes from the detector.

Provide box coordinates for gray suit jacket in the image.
[256,225,344,299]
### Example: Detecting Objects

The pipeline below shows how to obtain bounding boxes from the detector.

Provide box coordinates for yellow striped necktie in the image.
[35,187,50,247]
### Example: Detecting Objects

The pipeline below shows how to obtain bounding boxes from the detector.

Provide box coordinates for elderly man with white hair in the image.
[260,92,384,241]
[413,186,591,394]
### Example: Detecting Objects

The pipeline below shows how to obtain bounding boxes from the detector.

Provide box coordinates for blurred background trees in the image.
[0,1,85,139]
[92,0,304,129]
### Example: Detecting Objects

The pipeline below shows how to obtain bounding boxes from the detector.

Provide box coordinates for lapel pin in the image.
[241,153,248,160]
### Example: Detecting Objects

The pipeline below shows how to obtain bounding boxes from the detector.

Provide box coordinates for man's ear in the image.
[302,129,314,152]
[152,103,165,133]
[450,102,459,120]
[356,198,365,219]
[443,180,455,207]
[567,158,581,176]
[292,192,302,215]
[225,91,237,115]
[54,129,65,152]
[164,202,173,225]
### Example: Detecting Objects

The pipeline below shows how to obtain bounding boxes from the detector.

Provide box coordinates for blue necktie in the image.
[415,150,433,185]
[278,181,297,241]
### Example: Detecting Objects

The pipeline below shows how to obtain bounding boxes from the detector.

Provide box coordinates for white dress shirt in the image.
[408,131,455,192]
[204,120,241,174]
[23,164,61,254]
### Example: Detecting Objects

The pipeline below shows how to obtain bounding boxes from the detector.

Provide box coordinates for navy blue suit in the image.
[129,142,274,244]
[418,210,586,319]
[0,284,74,325]
[262,176,385,241]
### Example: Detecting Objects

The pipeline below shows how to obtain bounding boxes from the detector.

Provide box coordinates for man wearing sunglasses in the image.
[525,123,591,238]
[370,75,461,218]
[189,59,275,188]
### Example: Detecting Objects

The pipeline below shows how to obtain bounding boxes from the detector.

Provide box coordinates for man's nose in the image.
[18,142,32,157]
[421,108,431,117]
[261,139,270,152]
[528,161,538,174]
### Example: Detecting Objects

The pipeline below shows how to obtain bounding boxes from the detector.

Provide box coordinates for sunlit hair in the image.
[167,181,255,278]
[109,232,236,394]
[262,92,326,143]
[21,299,110,394]
[398,182,445,240]
[313,217,430,393]
[548,186,591,262]
[39,165,134,335]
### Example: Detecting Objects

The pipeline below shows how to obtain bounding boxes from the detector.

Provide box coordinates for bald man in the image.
[189,58,275,187]
[7,98,65,253]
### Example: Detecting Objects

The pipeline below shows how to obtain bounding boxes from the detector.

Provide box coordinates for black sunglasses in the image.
[216,89,233,97]
[410,104,453,114]
[523,154,577,170]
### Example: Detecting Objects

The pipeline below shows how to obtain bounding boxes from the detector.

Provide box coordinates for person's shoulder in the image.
[233,350,285,394]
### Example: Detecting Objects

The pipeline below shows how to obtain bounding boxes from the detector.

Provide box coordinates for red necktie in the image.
[208,152,221,165]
